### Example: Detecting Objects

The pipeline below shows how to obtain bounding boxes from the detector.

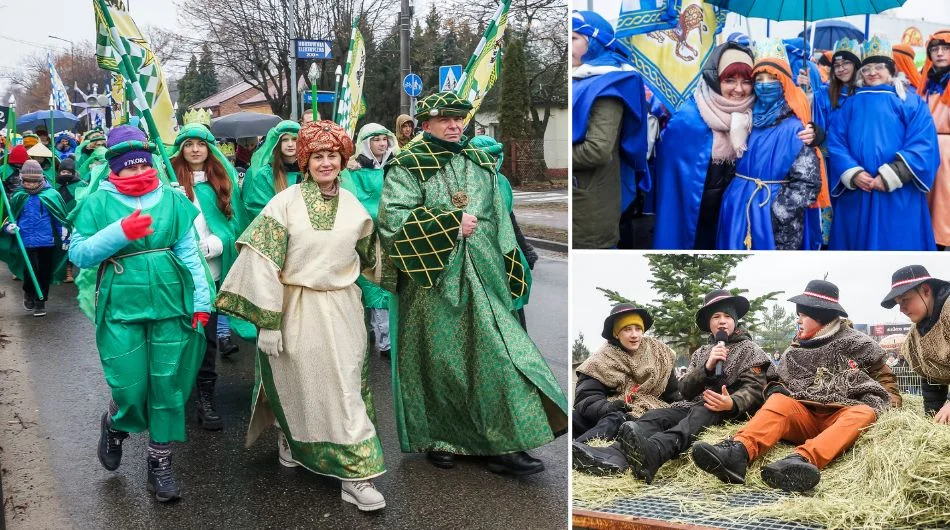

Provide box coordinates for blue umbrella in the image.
[705,0,906,63]
[16,110,79,133]
[797,20,865,50]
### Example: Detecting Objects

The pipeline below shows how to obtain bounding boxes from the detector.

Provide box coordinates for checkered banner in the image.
[48,53,73,113]
[94,0,175,142]
[454,0,510,126]
[336,21,366,138]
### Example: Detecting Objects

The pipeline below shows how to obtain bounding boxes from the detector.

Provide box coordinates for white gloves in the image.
[199,234,224,259]
[3,223,18,235]
[258,329,283,358]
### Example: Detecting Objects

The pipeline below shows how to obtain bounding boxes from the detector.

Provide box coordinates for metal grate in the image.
[892,365,923,396]
[575,491,824,530]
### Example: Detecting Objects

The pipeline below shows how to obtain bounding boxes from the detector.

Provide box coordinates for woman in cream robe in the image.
[216,120,386,511]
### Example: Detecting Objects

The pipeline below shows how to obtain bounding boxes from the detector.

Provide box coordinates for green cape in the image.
[0,187,71,285]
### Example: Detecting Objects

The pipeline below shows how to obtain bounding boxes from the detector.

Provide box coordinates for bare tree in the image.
[1,42,105,115]
[175,0,395,118]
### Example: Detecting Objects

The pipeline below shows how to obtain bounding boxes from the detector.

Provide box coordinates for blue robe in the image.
[652,98,716,249]
[785,40,831,133]
[717,115,819,250]
[572,71,650,213]
[827,85,940,250]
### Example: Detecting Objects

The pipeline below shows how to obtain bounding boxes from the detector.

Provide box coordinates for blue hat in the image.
[572,10,631,67]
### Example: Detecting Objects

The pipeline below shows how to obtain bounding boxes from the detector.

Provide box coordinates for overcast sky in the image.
[571,252,948,352]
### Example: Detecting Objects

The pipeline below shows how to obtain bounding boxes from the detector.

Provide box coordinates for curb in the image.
[526,236,567,253]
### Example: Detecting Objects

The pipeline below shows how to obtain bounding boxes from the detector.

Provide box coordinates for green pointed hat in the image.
[414,92,473,120]
[832,37,862,66]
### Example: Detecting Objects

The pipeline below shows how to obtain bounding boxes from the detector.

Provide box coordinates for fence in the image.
[891,364,922,396]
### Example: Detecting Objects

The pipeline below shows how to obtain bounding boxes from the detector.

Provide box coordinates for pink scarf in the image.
[693,80,753,164]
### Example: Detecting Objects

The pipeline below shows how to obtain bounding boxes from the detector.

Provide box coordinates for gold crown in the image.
[183,108,212,127]
[217,141,235,158]
[753,38,790,65]
[863,35,893,62]
[832,38,862,60]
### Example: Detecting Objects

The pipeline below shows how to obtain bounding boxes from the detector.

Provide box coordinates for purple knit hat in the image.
[105,125,153,174]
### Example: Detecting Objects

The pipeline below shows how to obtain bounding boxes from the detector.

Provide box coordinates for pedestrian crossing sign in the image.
[439,65,463,93]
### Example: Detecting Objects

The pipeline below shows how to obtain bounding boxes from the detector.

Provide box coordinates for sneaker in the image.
[761,454,821,492]
[691,439,750,484]
[341,480,386,511]
[33,300,46,317]
[277,430,298,467]
[146,454,182,502]
[97,412,128,471]
[22,292,34,311]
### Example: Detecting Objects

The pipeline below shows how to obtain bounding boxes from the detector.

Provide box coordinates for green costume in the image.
[70,186,206,443]
[242,120,301,218]
[76,145,108,185]
[379,93,567,454]
[0,187,70,282]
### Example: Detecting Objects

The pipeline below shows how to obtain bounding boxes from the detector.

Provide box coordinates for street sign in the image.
[0,105,8,130]
[303,92,337,104]
[295,39,333,60]
[403,74,423,97]
[439,65,463,92]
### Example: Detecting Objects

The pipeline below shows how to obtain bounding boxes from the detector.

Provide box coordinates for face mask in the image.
[753,81,783,105]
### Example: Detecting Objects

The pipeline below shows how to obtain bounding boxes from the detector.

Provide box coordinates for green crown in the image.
[863,35,893,61]
[753,38,789,64]
[832,38,862,60]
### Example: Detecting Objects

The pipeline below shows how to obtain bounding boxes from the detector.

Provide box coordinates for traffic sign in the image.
[303,92,337,104]
[295,39,333,60]
[439,65,463,92]
[403,74,423,97]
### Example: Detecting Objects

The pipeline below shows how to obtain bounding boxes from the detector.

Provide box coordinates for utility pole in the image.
[288,0,298,121]
[399,0,412,115]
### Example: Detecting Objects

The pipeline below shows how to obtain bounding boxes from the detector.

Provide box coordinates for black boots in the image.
[427,450,455,469]
[22,292,34,311]
[97,412,129,471]
[691,439,750,484]
[196,381,223,430]
[147,452,182,502]
[616,423,666,484]
[218,335,239,358]
[487,451,545,476]
[33,299,46,317]
[761,454,821,492]
[571,441,629,476]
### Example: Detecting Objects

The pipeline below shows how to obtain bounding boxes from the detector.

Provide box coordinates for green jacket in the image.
[572,97,624,249]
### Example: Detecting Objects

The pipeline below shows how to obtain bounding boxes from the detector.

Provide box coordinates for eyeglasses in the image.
[932,44,950,54]
[860,63,888,74]
[832,62,852,71]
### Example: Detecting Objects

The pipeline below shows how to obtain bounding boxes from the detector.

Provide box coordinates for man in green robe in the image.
[378,92,568,476]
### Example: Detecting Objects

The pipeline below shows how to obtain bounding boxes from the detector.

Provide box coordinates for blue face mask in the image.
[753,81,783,105]
[752,80,788,127]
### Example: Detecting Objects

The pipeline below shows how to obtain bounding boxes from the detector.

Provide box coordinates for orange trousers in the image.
[733,393,877,469]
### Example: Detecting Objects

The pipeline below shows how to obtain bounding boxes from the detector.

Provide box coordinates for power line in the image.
[0,34,58,51]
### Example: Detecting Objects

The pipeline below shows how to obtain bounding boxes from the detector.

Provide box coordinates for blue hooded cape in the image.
[826,85,940,250]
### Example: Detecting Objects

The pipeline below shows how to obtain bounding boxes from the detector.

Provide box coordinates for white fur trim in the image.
[878,163,903,191]
[572,63,635,79]
[840,167,863,190]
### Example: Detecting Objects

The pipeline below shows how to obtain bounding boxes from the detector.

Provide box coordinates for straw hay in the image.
[572,396,950,529]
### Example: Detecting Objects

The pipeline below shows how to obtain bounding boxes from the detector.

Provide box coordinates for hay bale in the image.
[572,396,950,529]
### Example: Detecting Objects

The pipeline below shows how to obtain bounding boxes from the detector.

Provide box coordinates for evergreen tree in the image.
[196,43,219,100]
[759,304,797,354]
[176,54,200,122]
[498,37,530,183]
[597,254,782,355]
[572,332,591,364]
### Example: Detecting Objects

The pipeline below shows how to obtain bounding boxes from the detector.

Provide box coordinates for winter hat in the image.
[8,145,28,165]
[881,265,950,308]
[58,157,76,176]
[601,303,653,340]
[22,133,39,149]
[105,125,153,174]
[695,289,749,333]
[19,160,45,183]
[718,48,754,80]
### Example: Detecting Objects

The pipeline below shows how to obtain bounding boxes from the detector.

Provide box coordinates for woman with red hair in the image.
[216,120,386,512]
[170,123,249,431]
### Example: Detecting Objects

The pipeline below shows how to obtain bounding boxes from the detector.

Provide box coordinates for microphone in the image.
[714,330,728,376]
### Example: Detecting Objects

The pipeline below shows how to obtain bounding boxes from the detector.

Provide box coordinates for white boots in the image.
[277,430,298,468]
[341,480,386,511]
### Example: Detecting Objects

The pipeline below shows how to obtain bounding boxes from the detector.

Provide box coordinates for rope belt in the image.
[735,174,789,250]
[106,248,172,275]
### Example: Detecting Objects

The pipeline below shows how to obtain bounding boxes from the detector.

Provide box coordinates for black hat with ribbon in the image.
[788,280,848,324]
[695,289,749,333]
[881,265,949,309]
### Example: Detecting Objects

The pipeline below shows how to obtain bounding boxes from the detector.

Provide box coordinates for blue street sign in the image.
[439,65,463,92]
[303,92,337,104]
[295,39,333,60]
[403,74,423,97]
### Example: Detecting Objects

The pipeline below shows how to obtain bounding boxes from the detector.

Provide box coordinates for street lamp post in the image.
[308,63,319,122]
[333,64,342,123]
[173,101,179,129]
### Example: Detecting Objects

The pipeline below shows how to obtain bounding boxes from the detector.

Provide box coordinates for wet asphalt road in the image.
[0,253,569,529]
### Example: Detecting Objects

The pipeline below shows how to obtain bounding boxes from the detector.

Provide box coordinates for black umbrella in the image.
[210,112,282,139]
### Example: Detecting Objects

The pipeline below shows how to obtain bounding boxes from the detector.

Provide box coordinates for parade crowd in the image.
[572,266,950,494]
[0,92,568,508]
[572,11,950,251]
